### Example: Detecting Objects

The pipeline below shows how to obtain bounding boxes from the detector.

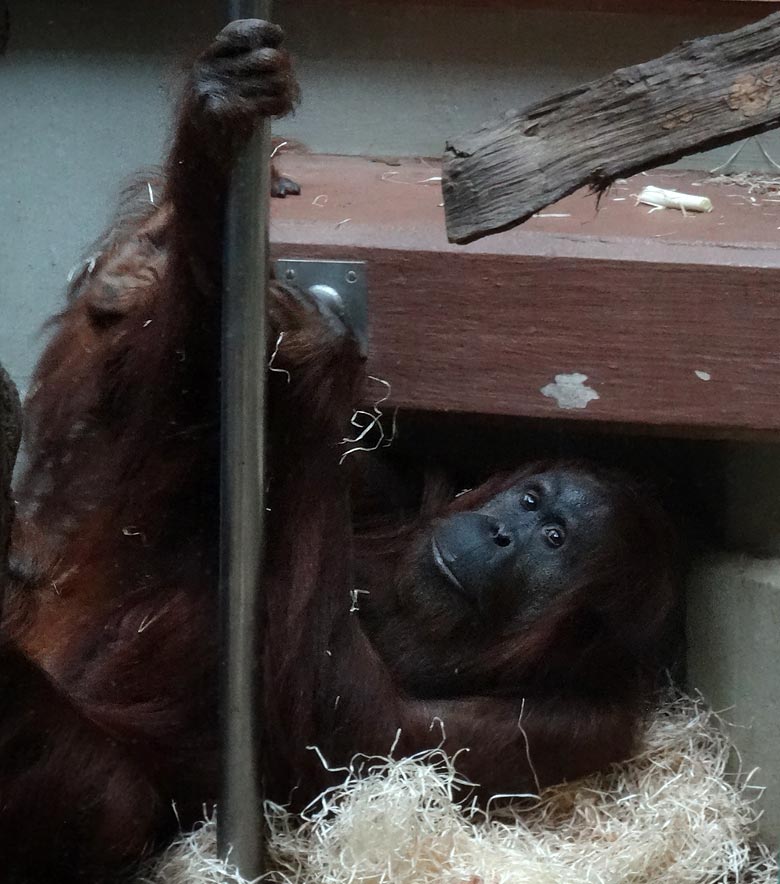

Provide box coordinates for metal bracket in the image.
[273,259,368,356]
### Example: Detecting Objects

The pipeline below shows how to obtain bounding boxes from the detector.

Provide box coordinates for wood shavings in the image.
[140,693,777,884]
[312,194,329,207]
[381,170,443,187]
[137,612,161,634]
[516,698,541,796]
[348,589,369,614]
[268,332,291,383]
[66,253,101,284]
[704,170,780,196]
[709,137,780,176]
[270,141,289,159]
[709,140,748,174]
[756,137,780,172]
[339,376,396,464]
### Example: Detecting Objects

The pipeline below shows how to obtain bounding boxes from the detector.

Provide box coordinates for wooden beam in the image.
[271,155,780,439]
[442,12,780,244]
[280,243,780,438]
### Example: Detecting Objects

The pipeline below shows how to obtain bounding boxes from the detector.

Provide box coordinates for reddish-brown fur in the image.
[0,20,676,884]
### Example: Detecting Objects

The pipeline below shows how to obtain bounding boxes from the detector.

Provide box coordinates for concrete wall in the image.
[3,0,780,392]
[277,2,777,160]
[687,554,780,848]
[684,441,780,847]
[1,2,219,394]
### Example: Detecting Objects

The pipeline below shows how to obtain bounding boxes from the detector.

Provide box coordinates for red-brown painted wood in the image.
[271,154,780,437]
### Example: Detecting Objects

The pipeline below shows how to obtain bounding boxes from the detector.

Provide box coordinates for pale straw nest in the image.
[140,694,776,884]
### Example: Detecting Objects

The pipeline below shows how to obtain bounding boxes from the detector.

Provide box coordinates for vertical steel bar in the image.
[218,0,272,877]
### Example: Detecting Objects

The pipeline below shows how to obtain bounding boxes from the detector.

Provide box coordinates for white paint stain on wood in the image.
[695,370,712,381]
[540,373,600,410]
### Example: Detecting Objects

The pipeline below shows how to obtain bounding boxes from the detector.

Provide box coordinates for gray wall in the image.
[3,1,780,393]
[1,2,219,393]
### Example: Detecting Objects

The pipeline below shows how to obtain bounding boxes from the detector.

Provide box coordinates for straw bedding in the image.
[139,694,776,884]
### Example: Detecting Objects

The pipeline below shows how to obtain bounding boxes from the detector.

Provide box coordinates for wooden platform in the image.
[271,154,780,439]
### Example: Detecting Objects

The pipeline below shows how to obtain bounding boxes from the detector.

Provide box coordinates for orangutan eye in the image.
[521,491,539,511]
[543,525,565,548]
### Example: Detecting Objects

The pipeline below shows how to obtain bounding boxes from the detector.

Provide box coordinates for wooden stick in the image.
[443,11,780,243]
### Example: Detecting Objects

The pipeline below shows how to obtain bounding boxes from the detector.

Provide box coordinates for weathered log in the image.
[443,12,780,244]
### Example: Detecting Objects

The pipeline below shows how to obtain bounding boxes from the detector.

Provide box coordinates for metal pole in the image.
[218,0,272,878]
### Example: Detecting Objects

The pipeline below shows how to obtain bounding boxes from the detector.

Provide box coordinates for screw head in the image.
[285,268,296,281]
[345,270,358,284]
